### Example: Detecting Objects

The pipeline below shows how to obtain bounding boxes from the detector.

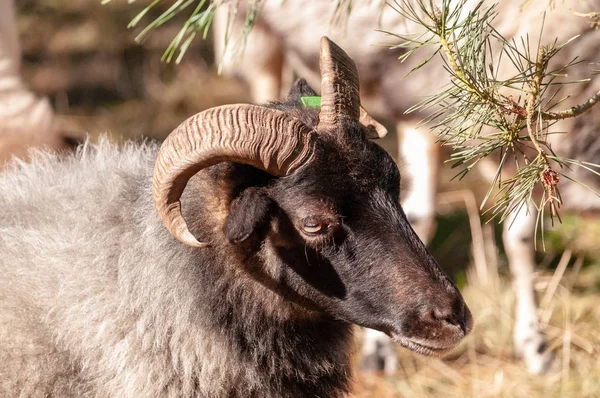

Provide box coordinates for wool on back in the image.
[0,139,354,398]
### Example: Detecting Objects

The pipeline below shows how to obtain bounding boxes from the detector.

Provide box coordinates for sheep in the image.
[0,0,68,165]
[213,0,600,374]
[0,37,472,397]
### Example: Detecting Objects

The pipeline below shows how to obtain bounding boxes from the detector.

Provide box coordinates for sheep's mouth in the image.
[390,334,457,357]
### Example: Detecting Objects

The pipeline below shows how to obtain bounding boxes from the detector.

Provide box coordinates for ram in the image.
[0,37,472,398]
[214,0,600,375]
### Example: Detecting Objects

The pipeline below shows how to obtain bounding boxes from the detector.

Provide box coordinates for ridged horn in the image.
[317,36,361,131]
[153,104,317,248]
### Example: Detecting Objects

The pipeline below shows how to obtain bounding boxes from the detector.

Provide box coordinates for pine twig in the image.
[540,89,600,120]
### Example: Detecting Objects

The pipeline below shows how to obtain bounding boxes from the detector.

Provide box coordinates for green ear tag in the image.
[301,96,321,108]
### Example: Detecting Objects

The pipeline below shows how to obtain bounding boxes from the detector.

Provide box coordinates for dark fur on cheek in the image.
[224,187,273,251]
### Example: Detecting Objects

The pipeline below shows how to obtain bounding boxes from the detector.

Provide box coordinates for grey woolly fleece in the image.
[0,139,353,398]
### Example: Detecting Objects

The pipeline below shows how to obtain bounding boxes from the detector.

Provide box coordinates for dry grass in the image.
[351,260,600,398]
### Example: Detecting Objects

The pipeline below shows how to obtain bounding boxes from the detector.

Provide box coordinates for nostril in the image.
[443,317,459,327]
[427,301,469,330]
[432,307,455,324]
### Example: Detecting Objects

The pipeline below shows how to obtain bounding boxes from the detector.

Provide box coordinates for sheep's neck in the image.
[193,260,355,398]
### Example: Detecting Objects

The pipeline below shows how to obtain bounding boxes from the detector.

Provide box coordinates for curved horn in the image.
[317,36,361,131]
[153,104,317,248]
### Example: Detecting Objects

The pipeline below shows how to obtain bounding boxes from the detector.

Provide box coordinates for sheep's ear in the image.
[224,187,273,250]
[287,78,318,101]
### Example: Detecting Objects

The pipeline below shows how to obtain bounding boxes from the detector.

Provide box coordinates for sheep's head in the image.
[153,37,472,356]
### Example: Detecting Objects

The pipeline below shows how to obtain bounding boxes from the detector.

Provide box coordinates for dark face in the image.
[222,116,472,356]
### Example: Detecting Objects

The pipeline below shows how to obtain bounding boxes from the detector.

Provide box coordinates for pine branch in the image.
[101,0,266,63]
[387,0,600,229]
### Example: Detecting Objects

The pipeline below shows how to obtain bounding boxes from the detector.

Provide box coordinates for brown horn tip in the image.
[152,183,211,248]
[360,106,388,139]
[317,36,361,131]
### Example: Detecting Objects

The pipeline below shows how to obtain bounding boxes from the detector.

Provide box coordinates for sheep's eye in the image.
[301,221,326,235]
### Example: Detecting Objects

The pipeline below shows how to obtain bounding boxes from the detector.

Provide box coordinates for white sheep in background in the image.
[214,0,600,375]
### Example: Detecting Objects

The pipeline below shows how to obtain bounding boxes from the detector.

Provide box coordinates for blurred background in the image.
[11,0,600,396]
